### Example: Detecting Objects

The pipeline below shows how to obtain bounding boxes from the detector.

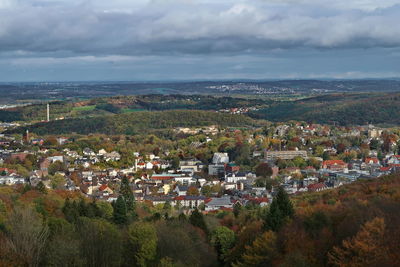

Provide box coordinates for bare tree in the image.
[5,207,49,267]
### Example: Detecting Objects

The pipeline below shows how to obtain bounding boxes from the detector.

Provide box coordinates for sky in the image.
[0,0,399,81]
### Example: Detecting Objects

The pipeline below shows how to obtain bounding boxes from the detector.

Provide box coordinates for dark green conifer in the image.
[113,196,127,225]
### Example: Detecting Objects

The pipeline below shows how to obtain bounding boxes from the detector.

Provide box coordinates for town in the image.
[1,121,399,213]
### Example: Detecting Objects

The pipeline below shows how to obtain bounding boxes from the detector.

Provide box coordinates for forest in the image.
[249,93,400,125]
[7,110,262,136]
[3,93,400,126]
[1,173,400,266]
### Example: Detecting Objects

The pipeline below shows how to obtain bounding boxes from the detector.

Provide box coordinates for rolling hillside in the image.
[249,93,400,125]
[7,110,262,135]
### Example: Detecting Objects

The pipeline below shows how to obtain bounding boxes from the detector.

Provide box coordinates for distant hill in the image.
[3,93,400,126]
[0,95,268,123]
[7,110,262,135]
[249,93,400,125]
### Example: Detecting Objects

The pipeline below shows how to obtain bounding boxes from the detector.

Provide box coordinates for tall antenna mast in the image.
[47,103,50,122]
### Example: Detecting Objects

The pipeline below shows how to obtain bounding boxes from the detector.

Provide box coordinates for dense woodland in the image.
[7,110,262,136]
[250,93,400,125]
[0,95,267,123]
[1,174,400,266]
[3,93,400,126]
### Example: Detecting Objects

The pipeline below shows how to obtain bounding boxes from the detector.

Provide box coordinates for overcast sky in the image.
[0,0,399,81]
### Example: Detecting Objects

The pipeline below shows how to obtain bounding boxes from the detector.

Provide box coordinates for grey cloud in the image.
[0,1,400,56]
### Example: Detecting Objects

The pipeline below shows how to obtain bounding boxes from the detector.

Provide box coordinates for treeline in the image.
[0,102,73,122]
[8,110,261,135]
[1,174,400,266]
[1,95,267,123]
[249,93,400,125]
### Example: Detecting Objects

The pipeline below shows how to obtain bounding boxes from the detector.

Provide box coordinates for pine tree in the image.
[233,202,242,218]
[120,177,136,213]
[62,198,78,223]
[189,209,208,234]
[36,181,47,194]
[113,196,127,225]
[265,187,294,231]
[276,186,294,218]
[265,200,283,231]
[78,198,88,217]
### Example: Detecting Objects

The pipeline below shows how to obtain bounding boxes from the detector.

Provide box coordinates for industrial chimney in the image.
[47,103,50,122]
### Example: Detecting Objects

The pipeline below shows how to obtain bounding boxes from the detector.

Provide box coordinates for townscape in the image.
[1,120,399,208]
[1,0,400,265]
[1,93,400,266]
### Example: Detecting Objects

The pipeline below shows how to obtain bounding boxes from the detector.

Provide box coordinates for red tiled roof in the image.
[365,157,379,164]
[307,183,326,190]
[323,160,347,166]
[99,184,109,191]
[151,176,174,180]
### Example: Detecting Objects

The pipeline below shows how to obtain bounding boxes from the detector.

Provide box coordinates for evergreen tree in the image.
[113,196,127,225]
[276,186,294,218]
[36,181,47,194]
[78,198,88,217]
[120,177,136,222]
[62,198,78,223]
[86,200,100,218]
[120,177,136,214]
[233,202,242,218]
[189,209,208,234]
[265,187,294,231]
[265,199,283,231]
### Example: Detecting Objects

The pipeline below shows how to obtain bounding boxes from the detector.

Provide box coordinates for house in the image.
[225,163,240,173]
[150,174,177,184]
[174,175,195,185]
[83,148,96,156]
[179,159,205,173]
[31,139,44,145]
[144,196,173,206]
[173,195,207,209]
[98,149,107,156]
[48,155,64,163]
[322,160,348,171]
[104,151,121,162]
[174,185,188,196]
[57,137,69,145]
[98,184,114,196]
[307,183,328,192]
[387,155,400,165]
[212,153,229,164]
[225,172,247,183]
[0,174,26,185]
[264,150,307,160]
[303,177,319,187]
[208,164,225,176]
[365,157,380,165]
[205,196,233,211]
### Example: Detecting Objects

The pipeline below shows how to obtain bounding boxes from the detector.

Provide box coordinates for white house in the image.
[205,196,233,211]
[225,172,247,183]
[212,153,229,164]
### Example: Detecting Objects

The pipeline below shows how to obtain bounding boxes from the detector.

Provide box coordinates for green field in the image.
[72,105,96,112]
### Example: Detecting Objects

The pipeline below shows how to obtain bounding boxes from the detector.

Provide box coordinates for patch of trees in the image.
[8,110,261,135]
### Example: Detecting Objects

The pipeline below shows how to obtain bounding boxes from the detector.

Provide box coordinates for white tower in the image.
[47,103,50,122]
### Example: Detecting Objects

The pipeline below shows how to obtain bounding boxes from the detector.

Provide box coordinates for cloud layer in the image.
[0,0,400,56]
[0,0,399,81]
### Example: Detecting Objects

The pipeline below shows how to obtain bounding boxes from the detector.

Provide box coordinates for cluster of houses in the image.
[1,122,400,212]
